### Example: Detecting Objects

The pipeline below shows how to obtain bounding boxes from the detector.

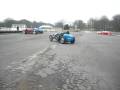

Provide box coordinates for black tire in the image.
[35,32,38,34]
[24,30,27,34]
[60,37,64,44]
[71,38,75,44]
[54,34,60,41]
[49,35,53,41]
[71,41,75,44]
[25,31,27,34]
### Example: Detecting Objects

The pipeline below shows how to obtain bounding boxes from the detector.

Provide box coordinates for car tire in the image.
[60,37,64,44]
[49,35,53,41]
[33,31,36,34]
[71,38,75,44]
[35,32,38,34]
[54,34,60,41]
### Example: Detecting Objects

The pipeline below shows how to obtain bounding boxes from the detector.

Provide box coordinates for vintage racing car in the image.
[24,28,34,34]
[49,31,75,44]
[24,27,44,34]
[97,31,112,36]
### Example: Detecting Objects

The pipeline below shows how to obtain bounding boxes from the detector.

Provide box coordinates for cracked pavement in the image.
[0,32,120,90]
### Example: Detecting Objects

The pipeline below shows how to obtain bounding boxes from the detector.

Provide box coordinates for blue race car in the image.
[49,31,75,44]
[33,27,44,34]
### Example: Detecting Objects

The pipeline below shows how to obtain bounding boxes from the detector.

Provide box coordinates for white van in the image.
[39,25,54,32]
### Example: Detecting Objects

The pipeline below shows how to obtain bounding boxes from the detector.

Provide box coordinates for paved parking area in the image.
[0,32,120,90]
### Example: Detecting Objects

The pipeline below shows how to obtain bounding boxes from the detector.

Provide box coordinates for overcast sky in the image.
[0,0,120,23]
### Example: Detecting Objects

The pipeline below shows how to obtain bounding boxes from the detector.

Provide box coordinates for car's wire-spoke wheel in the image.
[60,37,64,44]
[49,35,53,41]
[54,34,60,41]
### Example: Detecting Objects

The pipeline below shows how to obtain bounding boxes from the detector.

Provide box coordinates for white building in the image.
[11,24,27,31]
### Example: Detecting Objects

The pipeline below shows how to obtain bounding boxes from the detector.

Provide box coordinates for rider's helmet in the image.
[66,31,70,34]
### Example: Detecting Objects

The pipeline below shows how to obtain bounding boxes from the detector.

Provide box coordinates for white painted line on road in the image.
[84,31,92,33]
[50,44,57,49]
[28,47,49,60]
[6,44,57,74]
[116,35,120,36]
[112,34,120,36]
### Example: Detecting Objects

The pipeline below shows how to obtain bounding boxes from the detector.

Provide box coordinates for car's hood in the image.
[64,34,74,38]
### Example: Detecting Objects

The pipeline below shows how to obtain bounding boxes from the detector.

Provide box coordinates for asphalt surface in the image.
[0,31,120,90]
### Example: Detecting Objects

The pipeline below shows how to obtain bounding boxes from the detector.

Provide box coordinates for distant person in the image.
[17,26,19,31]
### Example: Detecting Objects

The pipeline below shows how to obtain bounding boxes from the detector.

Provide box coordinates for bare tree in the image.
[54,21,64,28]
[88,16,110,31]
[111,14,120,31]
[73,20,86,30]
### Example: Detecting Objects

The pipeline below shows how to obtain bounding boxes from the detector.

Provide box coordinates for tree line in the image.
[0,14,120,32]
[87,15,120,32]
[0,18,53,28]
[55,14,120,32]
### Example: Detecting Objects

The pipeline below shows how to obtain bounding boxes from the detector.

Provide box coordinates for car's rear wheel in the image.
[35,31,38,34]
[24,30,27,34]
[71,38,75,44]
[49,35,53,41]
[60,37,64,44]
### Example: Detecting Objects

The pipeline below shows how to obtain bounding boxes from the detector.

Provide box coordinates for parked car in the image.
[33,27,44,34]
[97,31,112,36]
[49,31,75,44]
[39,25,53,32]
[24,28,34,34]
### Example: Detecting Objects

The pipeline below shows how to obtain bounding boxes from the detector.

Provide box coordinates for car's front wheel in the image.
[49,35,53,41]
